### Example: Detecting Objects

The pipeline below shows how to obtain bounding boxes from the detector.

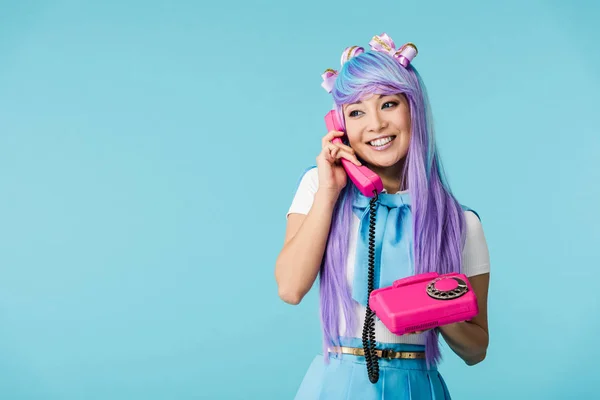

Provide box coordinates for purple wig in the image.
[319,50,467,368]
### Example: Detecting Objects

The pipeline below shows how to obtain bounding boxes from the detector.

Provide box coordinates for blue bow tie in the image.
[351,187,413,306]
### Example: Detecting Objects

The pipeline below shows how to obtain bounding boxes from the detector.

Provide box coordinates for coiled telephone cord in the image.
[361,191,379,384]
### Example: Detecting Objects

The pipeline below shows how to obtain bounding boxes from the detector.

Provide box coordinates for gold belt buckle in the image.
[380,349,394,359]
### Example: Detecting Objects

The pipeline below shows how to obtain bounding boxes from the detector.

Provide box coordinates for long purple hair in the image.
[319,50,467,368]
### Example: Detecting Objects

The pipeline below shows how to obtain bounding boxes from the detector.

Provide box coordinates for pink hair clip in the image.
[369,33,418,68]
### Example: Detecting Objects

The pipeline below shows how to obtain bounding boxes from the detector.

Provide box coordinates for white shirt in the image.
[286,167,490,344]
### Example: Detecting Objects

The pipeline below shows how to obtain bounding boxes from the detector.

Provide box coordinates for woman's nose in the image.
[367,112,386,132]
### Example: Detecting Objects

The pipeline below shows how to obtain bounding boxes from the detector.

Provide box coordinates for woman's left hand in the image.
[407,322,459,335]
[405,329,430,335]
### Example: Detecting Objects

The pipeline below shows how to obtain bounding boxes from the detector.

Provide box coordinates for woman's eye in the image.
[382,101,398,109]
[349,110,362,117]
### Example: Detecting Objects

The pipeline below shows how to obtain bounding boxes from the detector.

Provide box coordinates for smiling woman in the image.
[274,32,490,399]
[342,93,412,192]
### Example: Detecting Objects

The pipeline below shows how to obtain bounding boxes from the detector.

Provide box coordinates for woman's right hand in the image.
[316,130,363,196]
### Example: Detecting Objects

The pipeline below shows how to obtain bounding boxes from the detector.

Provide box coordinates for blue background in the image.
[1,1,598,399]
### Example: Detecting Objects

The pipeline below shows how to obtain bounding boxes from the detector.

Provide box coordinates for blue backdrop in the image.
[1,1,598,399]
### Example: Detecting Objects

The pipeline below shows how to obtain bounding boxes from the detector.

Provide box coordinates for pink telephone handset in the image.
[324,110,384,198]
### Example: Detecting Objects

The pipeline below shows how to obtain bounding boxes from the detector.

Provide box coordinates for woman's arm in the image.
[438,273,490,365]
[274,188,339,305]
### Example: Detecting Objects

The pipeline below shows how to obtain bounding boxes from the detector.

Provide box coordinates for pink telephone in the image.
[369,272,479,335]
[324,110,383,198]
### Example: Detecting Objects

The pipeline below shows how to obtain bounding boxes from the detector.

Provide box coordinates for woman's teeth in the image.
[369,136,394,147]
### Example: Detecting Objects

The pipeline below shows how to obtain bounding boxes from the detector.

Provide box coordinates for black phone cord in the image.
[361,191,379,384]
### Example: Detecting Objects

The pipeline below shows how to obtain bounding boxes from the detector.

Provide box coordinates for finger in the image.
[326,143,340,163]
[334,148,362,166]
[403,331,419,336]
[322,131,345,148]
[326,142,360,163]
[333,142,355,155]
[329,144,340,159]
[320,143,338,164]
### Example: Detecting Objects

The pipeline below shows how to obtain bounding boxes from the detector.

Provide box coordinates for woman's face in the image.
[342,93,411,170]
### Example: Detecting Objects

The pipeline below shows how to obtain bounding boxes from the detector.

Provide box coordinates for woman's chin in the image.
[362,152,404,170]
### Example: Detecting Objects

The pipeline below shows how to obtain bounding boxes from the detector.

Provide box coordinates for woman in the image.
[275,33,490,399]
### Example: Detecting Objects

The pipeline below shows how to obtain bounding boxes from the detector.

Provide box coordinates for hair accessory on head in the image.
[320,33,417,93]
[321,68,338,93]
[369,33,417,68]
[321,45,364,93]
[340,45,365,65]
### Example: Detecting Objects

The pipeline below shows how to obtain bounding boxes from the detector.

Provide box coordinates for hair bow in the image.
[320,45,364,93]
[369,33,417,68]
[320,33,418,93]
[321,68,338,93]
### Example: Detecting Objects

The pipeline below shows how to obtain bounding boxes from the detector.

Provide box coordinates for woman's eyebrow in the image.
[348,94,384,106]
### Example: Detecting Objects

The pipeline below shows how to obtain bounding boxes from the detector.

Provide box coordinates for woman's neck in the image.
[368,161,407,194]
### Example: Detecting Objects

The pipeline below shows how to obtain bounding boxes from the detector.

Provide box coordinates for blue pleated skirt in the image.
[294,338,451,400]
